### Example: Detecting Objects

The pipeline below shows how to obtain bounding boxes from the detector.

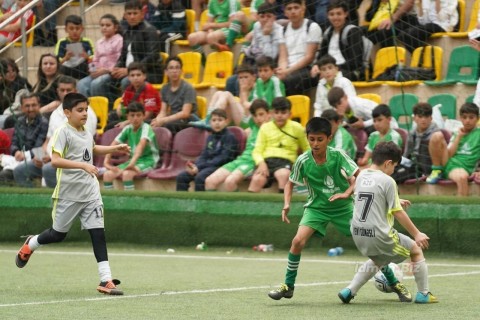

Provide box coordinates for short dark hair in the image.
[166,56,183,68]
[459,102,479,117]
[306,117,332,137]
[127,101,145,114]
[20,92,40,106]
[271,97,291,111]
[255,56,276,69]
[372,104,392,118]
[371,141,402,166]
[283,0,304,7]
[65,14,83,26]
[125,0,143,10]
[317,54,337,68]
[236,63,255,75]
[63,92,88,110]
[257,2,277,15]
[321,109,340,122]
[250,99,269,115]
[327,87,346,107]
[210,108,228,119]
[327,0,348,12]
[413,102,433,116]
[0,57,19,74]
[127,62,146,74]
[58,75,77,86]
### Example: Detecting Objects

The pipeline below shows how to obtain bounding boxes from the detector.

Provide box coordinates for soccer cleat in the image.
[15,235,34,268]
[426,169,443,184]
[97,279,124,295]
[267,284,294,300]
[415,291,438,304]
[338,288,354,304]
[391,282,412,302]
[188,119,211,130]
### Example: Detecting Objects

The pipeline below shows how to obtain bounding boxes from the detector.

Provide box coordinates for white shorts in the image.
[52,198,104,232]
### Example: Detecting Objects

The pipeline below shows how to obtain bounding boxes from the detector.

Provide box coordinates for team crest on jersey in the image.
[458,142,471,155]
[324,175,335,188]
[83,148,91,162]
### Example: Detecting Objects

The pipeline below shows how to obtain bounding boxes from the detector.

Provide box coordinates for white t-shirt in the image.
[279,19,322,67]
[328,32,346,65]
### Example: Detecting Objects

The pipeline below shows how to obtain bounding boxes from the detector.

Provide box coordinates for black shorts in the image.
[264,158,292,188]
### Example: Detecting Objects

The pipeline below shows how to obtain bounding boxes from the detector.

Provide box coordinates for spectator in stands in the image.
[314,0,361,29]
[357,104,403,166]
[0,58,32,127]
[397,0,458,53]
[0,93,48,185]
[392,102,446,183]
[312,55,356,117]
[0,128,10,154]
[151,57,197,134]
[107,62,161,130]
[187,0,240,60]
[248,97,309,193]
[205,99,270,191]
[191,64,256,130]
[32,53,62,119]
[363,0,419,48]
[321,109,357,160]
[313,0,365,81]
[0,0,35,47]
[77,14,123,104]
[111,0,163,93]
[33,0,60,46]
[176,108,238,191]
[469,31,480,108]
[249,55,285,107]
[55,15,94,80]
[1,0,15,14]
[250,0,286,23]
[103,102,159,191]
[276,0,321,96]
[151,0,187,53]
[426,103,480,196]
[13,76,97,188]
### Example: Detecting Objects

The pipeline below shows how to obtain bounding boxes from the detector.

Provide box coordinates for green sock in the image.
[381,265,398,286]
[104,182,113,190]
[226,20,242,47]
[123,180,135,191]
[285,252,301,288]
[431,165,443,171]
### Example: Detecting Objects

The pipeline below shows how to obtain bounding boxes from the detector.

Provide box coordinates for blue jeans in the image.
[43,0,64,32]
[77,74,112,97]
[13,161,57,188]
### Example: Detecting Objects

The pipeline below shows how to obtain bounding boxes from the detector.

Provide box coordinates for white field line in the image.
[1,270,480,308]
[1,249,480,268]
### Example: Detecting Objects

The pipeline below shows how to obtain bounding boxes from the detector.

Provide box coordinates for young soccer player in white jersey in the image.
[338,141,438,304]
[15,93,130,295]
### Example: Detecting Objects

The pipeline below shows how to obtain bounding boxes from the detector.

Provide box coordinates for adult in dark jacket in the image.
[151,0,186,53]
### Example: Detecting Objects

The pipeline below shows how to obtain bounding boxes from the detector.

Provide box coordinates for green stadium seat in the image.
[389,93,419,130]
[427,93,457,120]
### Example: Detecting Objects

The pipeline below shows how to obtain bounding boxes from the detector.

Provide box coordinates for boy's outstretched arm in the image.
[94,144,130,156]
[329,168,360,201]
[282,180,294,224]
[51,152,98,177]
[393,210,430,249]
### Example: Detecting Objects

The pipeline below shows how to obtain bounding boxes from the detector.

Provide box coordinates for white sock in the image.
[98,261,112,282]
[348,260,378,295]
[28,235,41,251]
[413,259,429,294]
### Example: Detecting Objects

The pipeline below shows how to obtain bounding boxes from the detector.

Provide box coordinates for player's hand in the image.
[281,205,290,224]
[400,199,411,209]
[33,157,43,168]
[83,163,99,176]
[255,162,269,177]
[64,51,74,61]
[310,65,320,78]
[458,127,468,138]
[329,192,349,202]
[116,144,131,154]
[378,19,392,30]
[469,39,480,52]
[415,232,430,250]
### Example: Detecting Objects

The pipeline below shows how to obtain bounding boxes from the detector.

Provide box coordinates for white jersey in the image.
[351,169,409,258]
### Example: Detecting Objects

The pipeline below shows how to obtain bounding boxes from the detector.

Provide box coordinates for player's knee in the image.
[291,235,306,250]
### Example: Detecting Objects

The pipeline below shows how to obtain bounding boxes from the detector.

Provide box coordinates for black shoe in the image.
[268,284,294,300]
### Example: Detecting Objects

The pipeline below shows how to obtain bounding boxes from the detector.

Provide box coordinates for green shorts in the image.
[118,159,154,173]
[444,157,474,177]
[222,158,255,175]
[299,207,352,237]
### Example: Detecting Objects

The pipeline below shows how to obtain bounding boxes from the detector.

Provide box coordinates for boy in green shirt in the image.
[426,102,480,196]
[358,104,403,167]
[103,102,159,191]
[321,108,357,160]
[249,55,285,108]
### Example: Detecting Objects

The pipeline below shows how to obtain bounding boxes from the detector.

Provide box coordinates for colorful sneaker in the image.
[15,235,34,268]
[267,284,294,300]
[338,288,354,304]
[426,169,443,184]
[215,43,231,52]
[415,291,438,304]
[188,119,211,130]
[97,279,124,295]
[391,282,412,302]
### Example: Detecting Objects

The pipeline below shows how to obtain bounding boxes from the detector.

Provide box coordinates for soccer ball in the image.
[373,263,404,293]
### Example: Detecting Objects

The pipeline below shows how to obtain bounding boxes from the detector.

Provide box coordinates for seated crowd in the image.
[0,0,479,196]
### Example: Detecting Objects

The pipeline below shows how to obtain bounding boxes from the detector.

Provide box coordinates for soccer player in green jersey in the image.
[321,108,357,160]
[15,93,130,295]
[338,141,438,304]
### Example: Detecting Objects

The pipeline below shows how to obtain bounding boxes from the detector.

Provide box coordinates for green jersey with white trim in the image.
[115,123,159,169]
[446,127,480,174]
[329,126,357,160]
[366,128,402,153]
[208,0,240,23]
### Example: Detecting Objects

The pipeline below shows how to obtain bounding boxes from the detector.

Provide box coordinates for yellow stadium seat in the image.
[89,96,109,135]
[113,97,122,110]
[174,9,196,46]
[358,93,381,104]
[194,51,234,89]
[196,96,207,119]
[287,95,310,127]
[178,52,202,85]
